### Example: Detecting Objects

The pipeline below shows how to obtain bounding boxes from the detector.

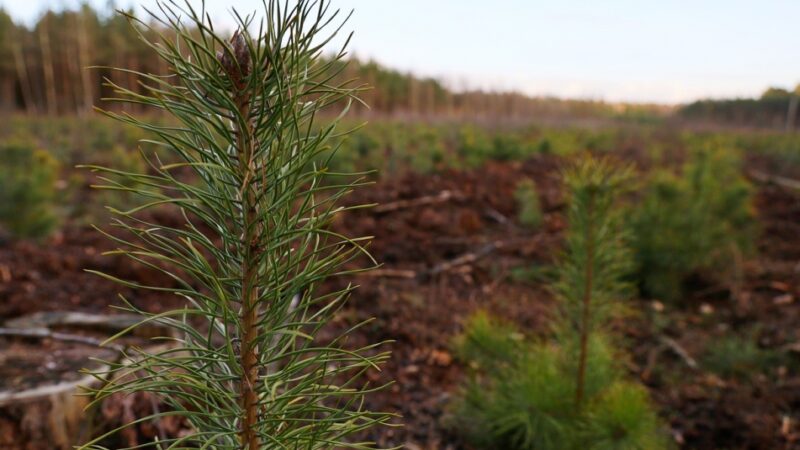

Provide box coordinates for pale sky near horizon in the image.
[2,0,800,104]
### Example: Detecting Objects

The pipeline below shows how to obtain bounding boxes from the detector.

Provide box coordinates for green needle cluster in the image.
[78,1,392,448]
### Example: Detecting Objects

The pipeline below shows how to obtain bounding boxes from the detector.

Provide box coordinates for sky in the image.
[3,0,800,104]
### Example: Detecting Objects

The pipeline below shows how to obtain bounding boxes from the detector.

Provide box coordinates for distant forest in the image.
[0,4,661,121]
[0,4,796,128]
[680,87,800,129]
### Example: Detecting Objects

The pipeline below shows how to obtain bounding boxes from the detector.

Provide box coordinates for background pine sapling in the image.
[0,141,60,239]
[554,156,634,407]
[631,141,756,303]
[448,156,668,450]
[514,178,544,229]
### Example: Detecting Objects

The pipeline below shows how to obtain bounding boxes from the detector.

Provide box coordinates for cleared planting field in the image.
[1,116,800,449]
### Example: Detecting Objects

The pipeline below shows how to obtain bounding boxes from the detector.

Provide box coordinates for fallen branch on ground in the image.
[0,327,124,352]
[660,336,698,370]
[357,268,417,279]
[374,190,457,213]
[483,207,514,227]
[426,241,504,277]
[748,170,800,191]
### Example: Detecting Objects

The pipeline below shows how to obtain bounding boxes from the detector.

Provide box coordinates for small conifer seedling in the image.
[0,141,60,239]
[555,157,634,408]
[449,156,667,450]
[514,178,544,229]
[79,1,392,448]
[631,143,755,302]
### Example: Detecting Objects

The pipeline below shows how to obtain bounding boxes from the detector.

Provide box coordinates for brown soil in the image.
[1,153,800,449]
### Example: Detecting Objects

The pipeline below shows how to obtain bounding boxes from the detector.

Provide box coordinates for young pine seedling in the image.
[0,141,60,239]
[450,156,668,450]
[514,178,544,229]
[555,156,634,408]
[631,142,755,302]
[79,1,392,448]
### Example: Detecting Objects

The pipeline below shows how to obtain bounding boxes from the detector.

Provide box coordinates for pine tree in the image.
[79,1,392,448]
[449,156,668,450]
[554,156,633,407]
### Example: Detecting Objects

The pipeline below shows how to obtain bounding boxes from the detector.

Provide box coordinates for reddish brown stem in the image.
[575,193,595,408]
[236,91,260,449]
[221,30,261,449]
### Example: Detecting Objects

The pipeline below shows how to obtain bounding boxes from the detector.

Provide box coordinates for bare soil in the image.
[1,153,800,449]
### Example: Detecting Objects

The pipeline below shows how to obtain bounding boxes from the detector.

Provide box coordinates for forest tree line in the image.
[4,3,794,127]
[0,4,656,121]
[678,87,800,129]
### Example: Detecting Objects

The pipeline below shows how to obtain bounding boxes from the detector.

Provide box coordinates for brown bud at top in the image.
[218,30,251,88]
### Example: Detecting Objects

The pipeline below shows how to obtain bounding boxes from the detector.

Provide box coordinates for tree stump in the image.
[0,312,169,450]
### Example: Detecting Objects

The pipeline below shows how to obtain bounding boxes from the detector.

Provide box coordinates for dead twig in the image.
[426,241,504,277]
[0,327,124,353]
[748,170,800,191]
[483,207,513,226]
[660,336,698,370]
[374,190,457,214]
[357,268,417,279]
